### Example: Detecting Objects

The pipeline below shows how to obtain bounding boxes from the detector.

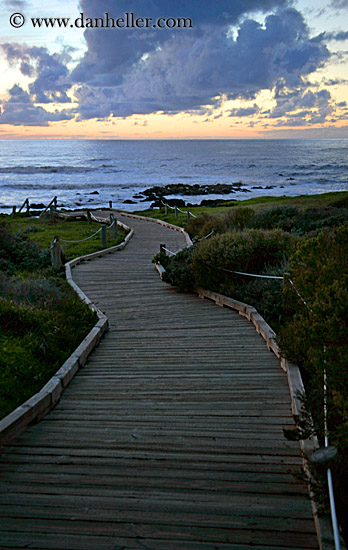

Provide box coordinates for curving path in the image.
[0,212,319,549]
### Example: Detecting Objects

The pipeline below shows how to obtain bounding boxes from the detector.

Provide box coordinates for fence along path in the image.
[0,212,319,549]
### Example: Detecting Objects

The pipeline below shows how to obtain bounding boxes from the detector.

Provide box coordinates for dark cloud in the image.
[0,85,73,126]
[71,0,289,86]
[3,0,28,9]
[315,30,348,42]
[268,87,335,125]
[74,7,330,119]
[330,0,348,9]
[228,105,260,117]
[1,43,72,104]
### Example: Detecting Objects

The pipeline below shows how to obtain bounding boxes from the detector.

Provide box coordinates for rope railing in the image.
[288,278,312,311]
[60,227,103,243]
[51,211,120,267]
[160,200,197,219]
[159,241,284,281]
[197,229,215,241]
[161,246,177,256]
[228,269,283,280]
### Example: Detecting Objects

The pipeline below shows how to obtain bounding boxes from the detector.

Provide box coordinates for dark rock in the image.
[167,198,186,207]
[123,199,136,204]
[141,182,246,200]
[199,199,234,207]
[90,190,99,195]
[30,203,45,209]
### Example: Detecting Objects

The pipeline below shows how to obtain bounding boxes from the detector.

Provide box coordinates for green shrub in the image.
[223,207,255,230]
[191,229,296,290]
[186,205,348,241]
[0,284,97,419]
[0,222,50,273]
[279,224,348,529]
[250,205,299,231]
[250,206,348,235]
[162,247,196,291]
[187,213,226,240]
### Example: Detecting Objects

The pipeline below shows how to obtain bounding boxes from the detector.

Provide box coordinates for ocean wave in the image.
[0,166,97,175]
[89,158,112,162]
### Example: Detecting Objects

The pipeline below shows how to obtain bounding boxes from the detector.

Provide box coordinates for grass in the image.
[2,213,127,262]
[136,190,348,228]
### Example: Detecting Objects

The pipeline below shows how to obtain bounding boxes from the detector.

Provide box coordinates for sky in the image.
[0,0,347,139]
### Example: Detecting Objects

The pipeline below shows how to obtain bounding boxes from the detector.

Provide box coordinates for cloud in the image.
[267,86,335,125]
[0,85,73,126]
[78,9,330,121]
[228,105,260,117]
[1,43,72,104]
[71,0,289,86]
[314,30,348,42]
[3,0,28,8]
[0,0,343,128]
[73,6,331,120]
[330,0,348,9]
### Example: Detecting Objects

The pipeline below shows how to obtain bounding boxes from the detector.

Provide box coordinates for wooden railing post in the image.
[50,236,62,269]
[187,211,191,224]
[11,206,16,217]
[110,214,118,238]
[101,224,107,248]
[175,206,178,218]
[19,198,29,214]
[86,210,92,224]
[160,243,166,255]
[109,200,113,209]
[165,203,168,215]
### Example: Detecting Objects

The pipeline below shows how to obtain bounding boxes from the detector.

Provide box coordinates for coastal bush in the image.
[0,222,51,273]
[250,206,348,235]
[191,229,295,289]
[223,207,255,230]
[162,247,195,291]
[279,224,348,535]
[187,213,226,240]
[186,205,348,239]
[0,218,102,420]
[0,280,97,419]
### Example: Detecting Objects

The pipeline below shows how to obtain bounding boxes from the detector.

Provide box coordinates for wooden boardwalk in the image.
[0,213,319,549]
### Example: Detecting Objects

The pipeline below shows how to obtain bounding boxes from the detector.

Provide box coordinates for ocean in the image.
[0,139,347,213]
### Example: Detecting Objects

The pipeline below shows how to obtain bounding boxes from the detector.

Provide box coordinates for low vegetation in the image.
[152,193,348,538]
[0,213,127,420]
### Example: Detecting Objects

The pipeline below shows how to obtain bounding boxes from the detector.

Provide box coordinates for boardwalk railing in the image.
[11,196,58,217]
[50,212,125,268]
[160,199,197,222]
